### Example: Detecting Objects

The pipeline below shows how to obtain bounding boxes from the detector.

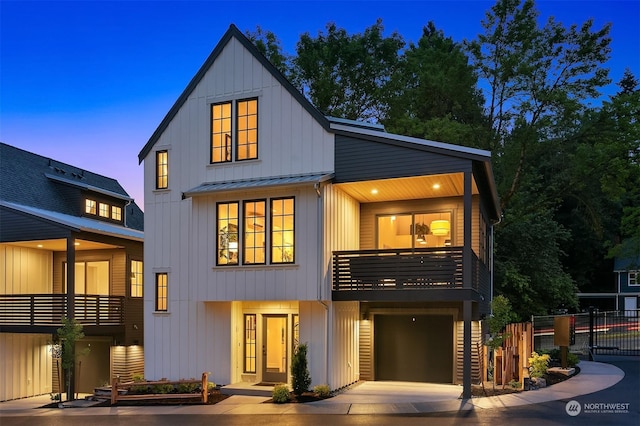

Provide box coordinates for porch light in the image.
[431,220,450,236]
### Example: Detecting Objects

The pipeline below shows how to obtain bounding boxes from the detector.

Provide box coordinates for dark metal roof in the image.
[138,24,330,164]
[184,173,334,197]
[0,143,144,232]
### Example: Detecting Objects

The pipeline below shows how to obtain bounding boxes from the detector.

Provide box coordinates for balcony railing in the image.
[0,294,124,327]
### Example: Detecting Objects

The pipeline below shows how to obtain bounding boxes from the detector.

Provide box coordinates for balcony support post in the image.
[462,170,473,399]
[65,233,77,400]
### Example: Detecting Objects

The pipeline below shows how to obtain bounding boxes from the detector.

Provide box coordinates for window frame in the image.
[85,199,97,215]
[131,260,143,298]
[243,199,266,265]
[270,197,295,264]
[155,272,168,312]
[235,98,258,161]
[629,271,639,286]
[210,101,233,164]
[216,201,240,266]
[111,205,122,222]
[156,150,168,190]
[244,314,257,374]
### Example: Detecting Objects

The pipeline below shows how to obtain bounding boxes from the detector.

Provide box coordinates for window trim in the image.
[130,259,143,298]
[244,314,257,374]
[242,199,266,265]
[210,101,233,164]
[216,201,240,266]
[629,271,639,286]
[270,197,295,264]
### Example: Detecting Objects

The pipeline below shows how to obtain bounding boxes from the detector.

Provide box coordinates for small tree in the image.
[290,343,311,396]
[57,317,88,401]
[485,295,516,390]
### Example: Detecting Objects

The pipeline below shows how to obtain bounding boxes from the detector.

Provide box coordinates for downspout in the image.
[123,199,132,228]
[314,181,330,386]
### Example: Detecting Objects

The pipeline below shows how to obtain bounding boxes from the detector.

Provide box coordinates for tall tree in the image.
[291,19,404,121]
[384,22,489,148]
[245,26,292,78]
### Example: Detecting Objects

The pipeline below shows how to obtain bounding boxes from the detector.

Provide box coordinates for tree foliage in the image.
[291,343,311,396]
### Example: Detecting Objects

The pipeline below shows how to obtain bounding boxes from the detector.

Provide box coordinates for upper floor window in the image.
[155,272,168,312]
[99,202,109,218]
[630,271,638,286]
[377,211,452,249]
[271,198,295,263]
[131,260,143,297]
[64,261,109,295]
[156,150,168,189]
[210,98,258,164]
[85,199,97,215]
[112,206,122,221]
[216,197,295,266]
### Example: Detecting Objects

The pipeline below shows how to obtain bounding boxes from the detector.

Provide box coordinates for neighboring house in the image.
[137,24,500,399]
[0,143,144,401]
[614,252,640,312]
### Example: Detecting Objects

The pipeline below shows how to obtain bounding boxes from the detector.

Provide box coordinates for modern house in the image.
[138,24,500,398]
[0,143,144,401]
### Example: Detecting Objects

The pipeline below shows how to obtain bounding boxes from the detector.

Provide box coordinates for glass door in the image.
[262,315,288,383]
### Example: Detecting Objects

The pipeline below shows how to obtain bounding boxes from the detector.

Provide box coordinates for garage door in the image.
[374,315,453,383]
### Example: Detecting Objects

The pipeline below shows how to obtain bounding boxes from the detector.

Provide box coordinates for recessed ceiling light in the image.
[433,183,441,190]
[74,242,80,246]
[371,189,378,195]
[37,244,43,248]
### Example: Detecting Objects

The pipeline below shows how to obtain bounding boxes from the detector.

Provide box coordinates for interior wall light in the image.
[431,219,450,236]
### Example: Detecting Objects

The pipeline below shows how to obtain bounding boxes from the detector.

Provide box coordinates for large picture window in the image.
[243,200,266,264]
[64,261,109,295]
[377,211,452,249]
[155,273,168,312]
[271,198,294,263]
[217,202,239,265]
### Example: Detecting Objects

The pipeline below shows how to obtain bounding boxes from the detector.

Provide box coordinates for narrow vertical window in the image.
[292,314,299,352]
[244,314,257,373]
[99,202,109,218]
[211,102,232,163]
[217,202,239,265]
[236,99,258,161]
[111,206,122,221]
[156,150,168,189]
[271,197,294,263]
[155,273,168,312]
[131,260,143,297]
[243,200,265,264]
[85,199,96,215]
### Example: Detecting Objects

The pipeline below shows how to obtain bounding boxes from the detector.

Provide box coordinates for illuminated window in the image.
[111,206,122,221]
[85,199,96,215]
[244,314,256,373]
[236,99,258,161]
[64,261,109,295]
[377,211,452,249]
[99,202,109,218]
[243,200,265,264]
[156,150,168,189]
[131,260,143,297]
[217,202,239,265]
[211,102,232,163]
[271,198,294,263]
[155,273,168,312]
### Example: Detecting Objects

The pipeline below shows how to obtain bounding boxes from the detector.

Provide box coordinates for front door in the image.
[262,315,288,383]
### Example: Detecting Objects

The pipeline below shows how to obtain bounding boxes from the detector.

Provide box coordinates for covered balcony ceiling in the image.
[4,238,121,251]
[334,173,479,203]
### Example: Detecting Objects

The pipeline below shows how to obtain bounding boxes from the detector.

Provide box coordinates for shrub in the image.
[152,383,175,394]
[291,343,312,396]
[272,384,290,403]
[542,348,580,368]
[177,382,198,393]
[132,374,145,382]
[508,380,522,389]
[313,384,331,398]
[208,382,216,391]
[528,352,550,378]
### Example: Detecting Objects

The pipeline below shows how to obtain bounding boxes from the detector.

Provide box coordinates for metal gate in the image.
[532,309,640,358]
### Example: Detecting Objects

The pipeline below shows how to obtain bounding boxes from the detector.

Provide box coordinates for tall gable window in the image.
[156,150,168,189]
[210,98,258,164]
[236,99,258,161]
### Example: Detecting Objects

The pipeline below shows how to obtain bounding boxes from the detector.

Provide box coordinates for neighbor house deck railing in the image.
[0,294,124,326]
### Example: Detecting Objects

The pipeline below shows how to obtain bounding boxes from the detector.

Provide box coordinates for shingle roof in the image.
[0,143,144,231]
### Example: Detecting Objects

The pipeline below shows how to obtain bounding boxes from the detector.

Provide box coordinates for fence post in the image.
[588,307,595,361]
[201,372,208,404]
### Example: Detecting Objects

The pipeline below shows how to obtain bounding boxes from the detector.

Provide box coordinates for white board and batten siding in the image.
[0,245,52,294]
[329,301,360,389]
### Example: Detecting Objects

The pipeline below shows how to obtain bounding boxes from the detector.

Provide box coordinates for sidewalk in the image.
[0,360,624,416]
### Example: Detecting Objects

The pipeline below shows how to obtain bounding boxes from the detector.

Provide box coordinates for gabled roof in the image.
[138,24,330,163]
[0,143,144,232]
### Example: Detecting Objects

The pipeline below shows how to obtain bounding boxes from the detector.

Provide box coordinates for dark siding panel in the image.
[335,135,471,183]
[0,207,71,242]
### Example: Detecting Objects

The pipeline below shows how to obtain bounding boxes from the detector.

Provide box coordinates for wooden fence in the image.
[111,373,209,404]
[492,322,534,388]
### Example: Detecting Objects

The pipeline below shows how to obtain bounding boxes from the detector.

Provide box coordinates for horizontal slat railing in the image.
[0,294,124,327]
[333,247,467,291]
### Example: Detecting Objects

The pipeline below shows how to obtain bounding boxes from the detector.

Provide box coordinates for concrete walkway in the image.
[0,361,624,416]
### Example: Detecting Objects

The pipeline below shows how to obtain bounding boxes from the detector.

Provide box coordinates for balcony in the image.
[332,247,490,305]
[0,294,125,333]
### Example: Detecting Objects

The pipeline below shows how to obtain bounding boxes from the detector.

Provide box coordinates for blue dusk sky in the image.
[1,0,638,208]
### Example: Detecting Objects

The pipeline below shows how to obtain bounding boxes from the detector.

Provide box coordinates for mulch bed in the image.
[472,365,581,397]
